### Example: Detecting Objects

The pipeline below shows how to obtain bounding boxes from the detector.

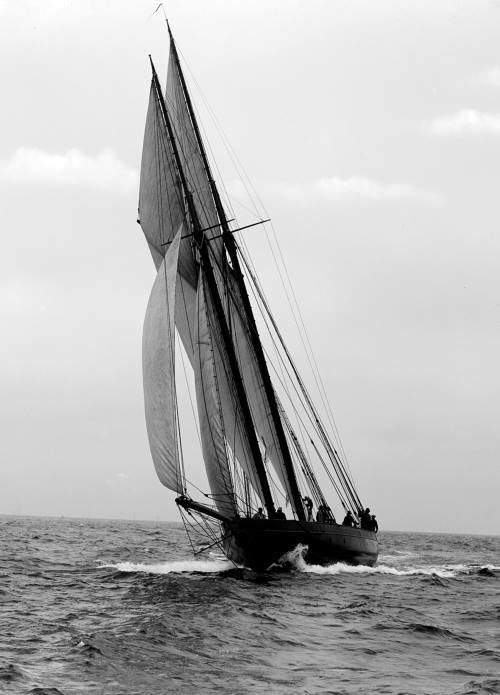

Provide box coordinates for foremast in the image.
[167,25,306,521]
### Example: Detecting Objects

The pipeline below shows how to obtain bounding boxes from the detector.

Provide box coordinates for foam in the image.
[100,558,234,575]
[280,545,497,578]
[299,562,457,578]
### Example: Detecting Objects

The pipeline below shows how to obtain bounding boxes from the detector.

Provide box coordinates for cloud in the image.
[315,177,439,202]
[479,67,500,88]
[425,109,500,135]
[229,176,440,204]
[0,147,138,193]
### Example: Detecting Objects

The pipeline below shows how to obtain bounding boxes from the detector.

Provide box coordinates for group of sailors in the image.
[252,506,286,520]
[342,508,378,532]
[302,496,335,523]
[252,499,378,532]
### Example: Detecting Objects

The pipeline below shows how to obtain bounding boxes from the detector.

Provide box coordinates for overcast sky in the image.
[1,0,499,534]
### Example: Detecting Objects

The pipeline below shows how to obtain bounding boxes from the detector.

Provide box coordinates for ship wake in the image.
[279,545,500,578]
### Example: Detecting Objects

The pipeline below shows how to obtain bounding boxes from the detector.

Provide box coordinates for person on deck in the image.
[316,505,326,522]
[302,496,313,521]
[253,508,266,519]
[342,510,355,527]
[360,507,371,530]
[275,507,286,520]
[370,514,378,532]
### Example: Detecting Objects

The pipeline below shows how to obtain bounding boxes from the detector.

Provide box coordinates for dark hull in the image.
[222,518,378,571]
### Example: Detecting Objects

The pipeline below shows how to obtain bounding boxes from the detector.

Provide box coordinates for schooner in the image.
[138,24,378,570]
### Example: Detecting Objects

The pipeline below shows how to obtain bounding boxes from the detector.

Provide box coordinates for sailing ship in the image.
[138,24,378,570]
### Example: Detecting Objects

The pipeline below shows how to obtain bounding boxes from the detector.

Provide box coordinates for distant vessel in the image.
[138,24,378,570]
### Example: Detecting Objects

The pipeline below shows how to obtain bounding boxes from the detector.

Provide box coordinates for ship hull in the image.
[222,518,378,570]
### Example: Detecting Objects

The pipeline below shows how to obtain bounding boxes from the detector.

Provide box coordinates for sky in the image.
[1,0,499,534]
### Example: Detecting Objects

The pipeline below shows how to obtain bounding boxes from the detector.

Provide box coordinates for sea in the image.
[0,516,498,695]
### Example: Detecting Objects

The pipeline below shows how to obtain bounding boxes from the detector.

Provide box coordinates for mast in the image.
[149,58,276,518]
[167,26,306,521]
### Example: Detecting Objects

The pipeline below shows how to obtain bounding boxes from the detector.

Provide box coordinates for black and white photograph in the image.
[1,1,499,693]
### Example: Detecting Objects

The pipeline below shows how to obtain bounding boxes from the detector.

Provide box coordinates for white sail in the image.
[174,271,196,365]
[139,83,185,267]
[139,81,200,369]
[210,315,267,503]
[174,265,264,502]
[228,271,293,503]
[165,45,227,274]
[142,228,183,493]
[166,49,218,235]
[194,276,237,517]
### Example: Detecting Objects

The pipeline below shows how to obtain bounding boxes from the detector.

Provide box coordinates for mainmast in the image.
[167,26,306,521]
[149,58,276,518]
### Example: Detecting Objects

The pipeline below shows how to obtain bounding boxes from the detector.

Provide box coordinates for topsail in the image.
[139,83,184,267]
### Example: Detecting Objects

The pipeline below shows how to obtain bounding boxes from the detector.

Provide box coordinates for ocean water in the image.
[0,516,498,695]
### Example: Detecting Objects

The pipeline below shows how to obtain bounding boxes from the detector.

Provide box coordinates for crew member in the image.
[275,507,286,520]
[303,496,313,521]
[253,507,266,519]
[342,510,355,527]
[360,507,371,530]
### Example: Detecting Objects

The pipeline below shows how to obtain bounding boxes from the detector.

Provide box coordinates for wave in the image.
[99,558,235,575]
[280,545,500,578]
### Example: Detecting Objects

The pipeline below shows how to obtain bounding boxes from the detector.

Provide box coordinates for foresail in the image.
[143,229,183,493]
[228,271,294,505]
[194,276,237,517]
[210,314,266,504]
[139,83,185,268]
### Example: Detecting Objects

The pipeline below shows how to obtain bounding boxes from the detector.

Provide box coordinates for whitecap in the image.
[99,558,234,574]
